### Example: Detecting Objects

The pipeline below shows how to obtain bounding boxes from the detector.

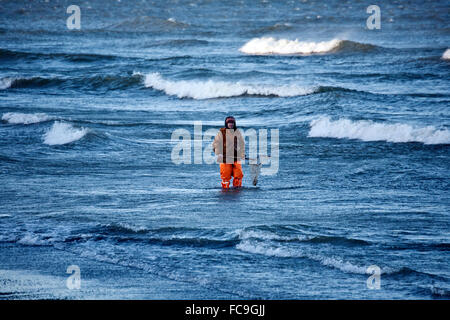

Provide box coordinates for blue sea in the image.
[0,0,449,299]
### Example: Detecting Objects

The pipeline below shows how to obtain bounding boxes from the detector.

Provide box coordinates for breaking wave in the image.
[139,72,316,99]
[239,38,378,55]
[442,48,450,60]
[0,74,142,91]
[2,112,52,125]
[236,240,389,275]
[308,116,450,145]
[108,15,190,32]
[43,121,89,145]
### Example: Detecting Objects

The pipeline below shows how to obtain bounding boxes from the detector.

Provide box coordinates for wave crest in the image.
[239,38,378,55]
[0,76,62,90]
[443,49,450,60]
[240,37,341,55]
[2,112,51,125]
[308,117,450,145]
[140,72,315,99]
[0,77,14,89]
[43,121,88,145]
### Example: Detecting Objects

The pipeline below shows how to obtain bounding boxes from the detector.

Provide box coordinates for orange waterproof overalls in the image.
[212,128,244,189]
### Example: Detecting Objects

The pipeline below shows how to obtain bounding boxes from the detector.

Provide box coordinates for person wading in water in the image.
[212,116,245,189]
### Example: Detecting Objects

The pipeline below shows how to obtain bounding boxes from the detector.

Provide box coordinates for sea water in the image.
[0,0,449,299]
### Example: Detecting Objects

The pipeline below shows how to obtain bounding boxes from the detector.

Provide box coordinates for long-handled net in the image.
[245,156,262,186]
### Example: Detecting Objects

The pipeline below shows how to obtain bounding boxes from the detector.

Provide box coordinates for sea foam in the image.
[236,240,371,274]
[43,121,88,145]
[239,37,342,55]
[0,77,15,89]
[442,49,450,60]
[308,117,450,145]
[2,112,51,125]
[141,72,315,99]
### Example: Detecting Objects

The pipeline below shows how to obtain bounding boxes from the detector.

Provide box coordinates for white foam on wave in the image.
[140,72,315,99]
[43,121,88,145]
[239,229,289,241]
[17,233,55,246]
[308,116,450,145]
[104,222,149,233]
[0,77,15,89]
[442,49,450,60]
[237,229,308,241]
[2,112,51,125]
[239,37,342,55]
[236,240,387,275]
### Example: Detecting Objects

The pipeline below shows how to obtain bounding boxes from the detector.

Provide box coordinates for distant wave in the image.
[139,72,316,99]
[442,48,450,60]
[0,77,14,89]
[302,235,370,246]
[2,112,51,125]
[0,76,63,90]
[148,39,209,47]
[250,22,294,34]
[43,121,88,145]
[315,86,362,94]
[308,117,450,145]
[0,48,190,64]
[81,73,143,90]
[100,222,149,234]
[239,38,378,55]
[146,55,193,62]
[0,73,142,91]
[108,15,190,32]
[0,48,117,63]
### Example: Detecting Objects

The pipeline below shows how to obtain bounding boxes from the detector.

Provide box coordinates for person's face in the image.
[227,121,234,129]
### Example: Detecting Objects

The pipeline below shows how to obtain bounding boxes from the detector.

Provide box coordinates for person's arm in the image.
[211,130,222,155]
